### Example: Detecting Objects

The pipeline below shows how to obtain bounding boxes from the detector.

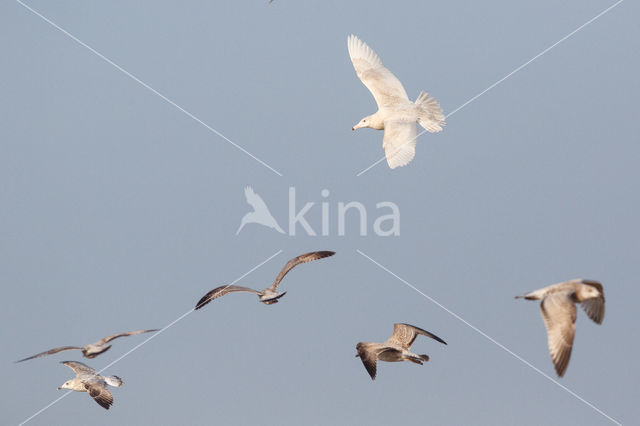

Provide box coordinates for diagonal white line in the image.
[356,0,624,177]
[15,0,283,177]
[356,249,622,425]
[17,249,283,426]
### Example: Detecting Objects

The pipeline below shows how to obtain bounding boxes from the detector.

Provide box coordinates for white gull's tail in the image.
[415,91,445,133]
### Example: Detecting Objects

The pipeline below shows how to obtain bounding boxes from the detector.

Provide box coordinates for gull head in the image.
[578,284,601,301]
[352,114,383,131]
[58,380,73,390]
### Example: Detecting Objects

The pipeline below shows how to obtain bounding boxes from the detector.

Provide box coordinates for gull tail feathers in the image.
[105,375,124,387]
[415,91,445,133]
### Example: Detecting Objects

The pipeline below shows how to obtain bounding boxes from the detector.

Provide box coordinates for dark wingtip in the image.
[194,296,211,310]
[427,331,447,345]
[15,355,36,363]
[194,298,210,310]
[195,288,219,310]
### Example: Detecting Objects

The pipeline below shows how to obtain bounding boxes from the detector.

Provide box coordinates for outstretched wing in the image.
[385,323,447,350]
[195,285,261,310]
[348,35,409,108]
[540,293,577,377]
[269,251,336,291]
[356,343,399,380]
[16,346,82,363]
[95,329,159,346]
[61,360,98,376]
[84,379,114,410]
[356,343,379,380]
[579,280,605,324]
[382,120,417,169]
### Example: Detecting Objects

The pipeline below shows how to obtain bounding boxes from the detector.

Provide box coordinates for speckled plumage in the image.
[516,278,605,377]
[195,251,335,309]
[356,323,447,380]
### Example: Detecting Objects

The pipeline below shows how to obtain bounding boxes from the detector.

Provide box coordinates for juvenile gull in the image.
[516,278,605,377]
[195,251,335,309]
[58,361,123,410]
[348,34,445,169]
[355,323,447,380]
[16,329,159,362]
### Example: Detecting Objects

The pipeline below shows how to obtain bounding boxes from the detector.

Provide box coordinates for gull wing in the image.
[356,343,400,380]
[385,323,447,350]
[94,329,159,346]
[348,35,409,108]
[15,346,82,363]
[356,343,378,380]
[382,120,417,169]
[269,251,335,291]
[84,379,114,410]
[61,360,98,376]
[195,285,260,310]
[540,293,577,377]
[579,280,605,324]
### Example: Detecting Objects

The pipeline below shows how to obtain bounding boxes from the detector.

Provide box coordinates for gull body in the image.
[516,278,605,377]
[58,361,123,410]
[355,323,447,380]
[195,251,335,309]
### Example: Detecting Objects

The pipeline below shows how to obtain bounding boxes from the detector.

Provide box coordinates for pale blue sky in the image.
[1,1,638,425]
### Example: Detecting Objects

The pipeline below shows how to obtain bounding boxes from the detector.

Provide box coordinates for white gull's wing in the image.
[348,35,409,108]
[382,120,417,169]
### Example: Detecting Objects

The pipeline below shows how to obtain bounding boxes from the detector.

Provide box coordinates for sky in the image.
[1,0,638,425]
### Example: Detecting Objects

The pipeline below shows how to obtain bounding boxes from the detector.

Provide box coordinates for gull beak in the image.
[57,386,62,390]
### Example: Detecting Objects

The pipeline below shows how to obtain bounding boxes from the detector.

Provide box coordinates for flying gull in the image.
[516,278,605,377]
[58,361,123,410]
[348,34,445,169]
[195,251,335,309]
[356,323,447,380]
[16,329,159,362]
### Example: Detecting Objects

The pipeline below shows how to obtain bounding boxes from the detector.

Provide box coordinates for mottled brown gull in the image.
[16,329,159,362]
[356,323,447,380]
[516,278,605,377]
[58,361,123,410]
[195,251,335,309]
